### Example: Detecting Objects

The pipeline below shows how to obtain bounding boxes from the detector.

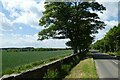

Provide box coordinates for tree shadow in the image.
[91,52,118,60]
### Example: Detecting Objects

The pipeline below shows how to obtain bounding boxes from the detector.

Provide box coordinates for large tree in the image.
[38,2,106,54]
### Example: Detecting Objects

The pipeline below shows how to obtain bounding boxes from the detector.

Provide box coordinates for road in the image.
[90,50,119,80]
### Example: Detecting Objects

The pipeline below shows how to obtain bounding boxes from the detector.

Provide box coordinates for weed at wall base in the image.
[43,54,82,79]
[43,69,58,79]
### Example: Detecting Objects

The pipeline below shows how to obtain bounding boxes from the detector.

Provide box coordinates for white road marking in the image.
[112,60,118,64]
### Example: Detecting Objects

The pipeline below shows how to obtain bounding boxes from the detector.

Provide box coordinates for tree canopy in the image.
[38,2,106,54]
[91,23,120,53]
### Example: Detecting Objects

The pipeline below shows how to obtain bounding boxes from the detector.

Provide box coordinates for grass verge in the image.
[106,52,120,56]
[65,58,98,78]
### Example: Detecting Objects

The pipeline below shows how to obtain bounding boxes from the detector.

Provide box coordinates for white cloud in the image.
[1,0,45,14]
[1,0,45,30]
[19,27,22,30]
[104,20,118,28]
[13,12,42,30]
[0,0,68,48]
[93,2,118,42]
[96,0,120,2]
[0,12,13,31]
[94,20,118,42]
[97,2,118,21]
[0,33,68,48]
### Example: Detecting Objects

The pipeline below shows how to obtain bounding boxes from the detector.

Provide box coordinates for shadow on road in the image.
[90,50,119,79]
[90,50,117,60]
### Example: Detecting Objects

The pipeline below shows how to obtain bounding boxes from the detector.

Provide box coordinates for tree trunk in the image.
[110,45,114,52]
[73,46,78,54]
[79,49,81,53]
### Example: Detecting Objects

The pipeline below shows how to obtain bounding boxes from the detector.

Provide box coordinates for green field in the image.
[2,50,72,75]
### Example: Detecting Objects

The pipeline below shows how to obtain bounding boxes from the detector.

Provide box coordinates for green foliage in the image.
[92,23,120,55]
[38,2,106,53]
[107,52,120,56]
[43,65,71,79]
[43,54,82,79]
[2,48,72,52]
[43,69,58,79]
[62,64,71,74]
[65,58,98,78]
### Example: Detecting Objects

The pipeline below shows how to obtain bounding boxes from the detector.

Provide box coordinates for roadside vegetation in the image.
[106,52,119,56]
[91,23,120,56]
[65,53,98,78]
[2,50,72,75]
[43,52,86,79]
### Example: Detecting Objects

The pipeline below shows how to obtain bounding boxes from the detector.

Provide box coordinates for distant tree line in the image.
[91,23,120,53]
[2,47,72,52]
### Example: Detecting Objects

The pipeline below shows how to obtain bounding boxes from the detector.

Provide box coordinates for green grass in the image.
[106,52,120,56]
[2,50,72,75]
[65,58,98,78]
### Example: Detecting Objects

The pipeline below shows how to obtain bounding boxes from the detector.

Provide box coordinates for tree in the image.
[38,2,106,54]
[92,23,120,53]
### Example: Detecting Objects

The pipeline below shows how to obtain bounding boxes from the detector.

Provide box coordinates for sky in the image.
[0,0,119,48]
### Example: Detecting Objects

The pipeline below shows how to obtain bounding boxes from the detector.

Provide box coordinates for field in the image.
[2,50,72,75]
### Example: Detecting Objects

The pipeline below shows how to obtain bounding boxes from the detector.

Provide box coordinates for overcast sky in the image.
[0,0,119,48]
